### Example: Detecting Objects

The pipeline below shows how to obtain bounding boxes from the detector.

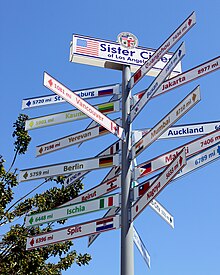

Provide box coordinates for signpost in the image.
[130,42,186,122]
[25,193,120,227]
[26,215,120,250]
[20,10,220,275]
[22,83,120,109]
[132,85,201,157]
[43,72,124,139]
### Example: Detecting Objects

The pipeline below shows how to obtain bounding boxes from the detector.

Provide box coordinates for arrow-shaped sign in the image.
[25,193,120,227]
[129,11,196,88]
[19,154,119,182]
[132,56,220,105]
[130,42,186,122]
[136,129,220,179]
[132,85,201,158]
[26,215,120,250]
[43,72,124,140]
[132,149,186,221]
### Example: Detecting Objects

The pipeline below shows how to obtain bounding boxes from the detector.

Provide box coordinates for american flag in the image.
[75,38,99,56]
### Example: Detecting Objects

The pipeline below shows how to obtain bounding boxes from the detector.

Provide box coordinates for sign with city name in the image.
[133,227,151,268]
[133,142,220,201]
[25,100,120,131]
[25,193,120,227]
[132,149,186,221]
[69,34,181,77]
[133,120,220,141]
[22,83,120,109]
[132,85,201,157]
[61,174,121,207]
[133,56,220,105]
[36,118,121,157]
[129,12,196,88]
[19,154,119,182]
[43,72,124,139]
[63,140,121,188]
[130,42,186,122]
[136,129,220,179]
[26,215,120,250]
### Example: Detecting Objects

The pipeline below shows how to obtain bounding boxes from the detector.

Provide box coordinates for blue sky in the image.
[1,1,220,274]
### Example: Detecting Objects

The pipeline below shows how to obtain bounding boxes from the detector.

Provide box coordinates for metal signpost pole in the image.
[121,65,134,275]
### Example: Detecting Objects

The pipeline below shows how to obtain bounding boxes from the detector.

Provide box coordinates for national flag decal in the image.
[99,196,114,209]
[138,182,150,197]
[75,39,99,56]
[139,162,152,177]
[98,103,114,113]
[135,140,144,155]
[99,125,108,135]
[96,217,114,232]
[99,156,113,167]
[98,88,113,96]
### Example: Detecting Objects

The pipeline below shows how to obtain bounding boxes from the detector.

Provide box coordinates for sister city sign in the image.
[69,34,182,77]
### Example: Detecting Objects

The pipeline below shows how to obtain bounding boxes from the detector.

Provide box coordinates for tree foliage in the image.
[0,114,91,274]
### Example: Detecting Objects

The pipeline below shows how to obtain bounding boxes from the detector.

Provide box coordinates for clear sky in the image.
[1,1,220,275]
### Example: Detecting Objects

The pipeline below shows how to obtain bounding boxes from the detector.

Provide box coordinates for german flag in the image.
[99,125,108,135]
[99,156,113,168]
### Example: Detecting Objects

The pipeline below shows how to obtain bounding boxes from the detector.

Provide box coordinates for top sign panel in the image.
[69,34,182,77]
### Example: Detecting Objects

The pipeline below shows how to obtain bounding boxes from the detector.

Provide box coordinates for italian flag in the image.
[99,196,114,209]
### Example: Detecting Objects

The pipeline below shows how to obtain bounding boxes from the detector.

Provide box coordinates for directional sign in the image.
[69,34,181,77]
[133,227,151,268]
[25,193,120,227]
[61,175,121,207]
[63,140,121,188]
[43,72,124,140]
[26,215,120,250]
[136,129,220,179]
[133,120,220,141]
[132,149,186,221]
[132,85,201,158]
[149,199,174,228]
[133,142,220,201]
[133,56,220,105]
[36,118,121,157]
[25,99,120,131]
[130,42,186,122]
[129,12,196,88]
[22,83,120,109]
[19,154,119,182]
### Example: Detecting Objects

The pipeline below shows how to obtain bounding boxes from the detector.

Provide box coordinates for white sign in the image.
[133,227,151,268]
[136,129,220,179]
[130,42,186,122]
[19,154,119,182]
[43,72,124,139]
[134,142,220,201]
[61,175,121,207]
[26,215,120,250]
[132,149,186,221]
[149,199,174,228]
[36,118,121,157]
[22,84,120,109]
[132,85,200,157]
[25,100,120,131]
[70,34,181,77]
[63,140,121,188]
[129,12,196,88]
[25,193,120,227]
[133,120,220,141]
[133,56,220,105]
